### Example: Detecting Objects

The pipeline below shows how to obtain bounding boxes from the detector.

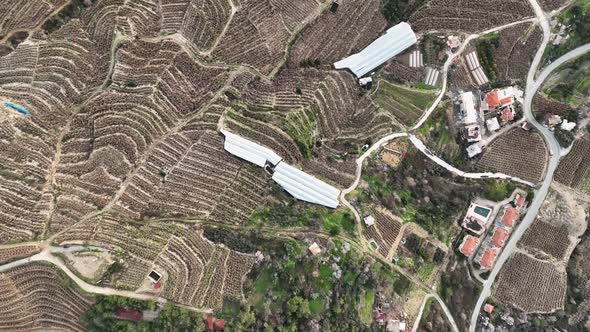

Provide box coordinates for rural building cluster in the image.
[459,193,527,270]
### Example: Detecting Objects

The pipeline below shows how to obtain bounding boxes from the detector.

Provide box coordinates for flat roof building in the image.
[460,92,478,125]
[334,22,417,78]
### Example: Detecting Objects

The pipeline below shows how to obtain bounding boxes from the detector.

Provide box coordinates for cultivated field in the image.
[493,252,566,313]
[409,0,533,33]
[555,135,590,194]
[490,23,543,82]
[0,263,94,331]
[363,207,404,258]
[476,128,548,183]
[0,245,41,264]
[290,0,386,66]
[533,94,571,116]
[0,0,66,36]
[371,81,437,127]
[520,220,570,260]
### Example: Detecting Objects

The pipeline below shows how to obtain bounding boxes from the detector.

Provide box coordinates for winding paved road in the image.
[468,0,590,327]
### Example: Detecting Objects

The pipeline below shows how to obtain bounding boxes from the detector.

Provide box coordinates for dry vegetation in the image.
[409,0,533,33]
[0,0,66,37]
[520,220,570,260]
[494,252,567,313]
[0,245,41,264]
[490,23,543,82]
[539,0,570,11]
[289,0,386,66]
[0,263,94,331]
[476,128,548,183]
[555,135,590,193]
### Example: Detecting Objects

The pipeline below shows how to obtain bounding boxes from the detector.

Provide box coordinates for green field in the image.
[372,80,437,127]
[284,108,317,159]
[415,102,463,166]
[577,169,590,195]
[359,290,375,326]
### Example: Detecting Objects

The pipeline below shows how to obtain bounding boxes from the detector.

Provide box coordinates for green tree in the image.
[287,296,311,319]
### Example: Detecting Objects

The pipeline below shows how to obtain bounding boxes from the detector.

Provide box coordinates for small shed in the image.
[329,0,339,13]
[364,215,375,227]
[309,242,321,256]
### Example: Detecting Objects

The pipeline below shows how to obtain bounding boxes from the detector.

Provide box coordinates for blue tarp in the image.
[4,102,29,116]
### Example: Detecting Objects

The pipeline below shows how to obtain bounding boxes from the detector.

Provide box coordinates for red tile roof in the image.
[501,107,514,122]
[459,235,479,257]
[501,207,518,228]
[490,227,509,248]
[480,248,497,269]
[153,281,161,289]
[115,309,143,321]
[485,91,500,109]
[515,195,526,208]
[484,304,495,314]
[500,96,513,105]
[213,320,225,331]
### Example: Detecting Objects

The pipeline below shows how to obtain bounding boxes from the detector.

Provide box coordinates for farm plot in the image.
[0,17,110,243]
[289,0,387,66]
[520,188,587,260]
[539,0,570,11]
[484,23,543,83]
[520,220,570,260]
[233,68,398,188]
[555,136,590,193]
[363,207,404,258]
[154,226,256,309]
[0,263,94,332]
[475,128,548,183]
[371,80,437,127]
[0,0,66,36]
[0,245,41,264]
[493,252,566,313]
[409,0,533,33]
[533,94,571,116]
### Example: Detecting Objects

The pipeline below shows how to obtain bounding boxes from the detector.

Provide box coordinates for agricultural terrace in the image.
[0,244,41,264]
[475,128,549,183]
[372,80,438,127]
[0,263,94,332]
[475,23,543,83]
[55,220,256,310]
[555,135,590,194]
[539,0,570,11]
[290,0,386,66]
[493,252,567,313]
[408,0,533,33]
